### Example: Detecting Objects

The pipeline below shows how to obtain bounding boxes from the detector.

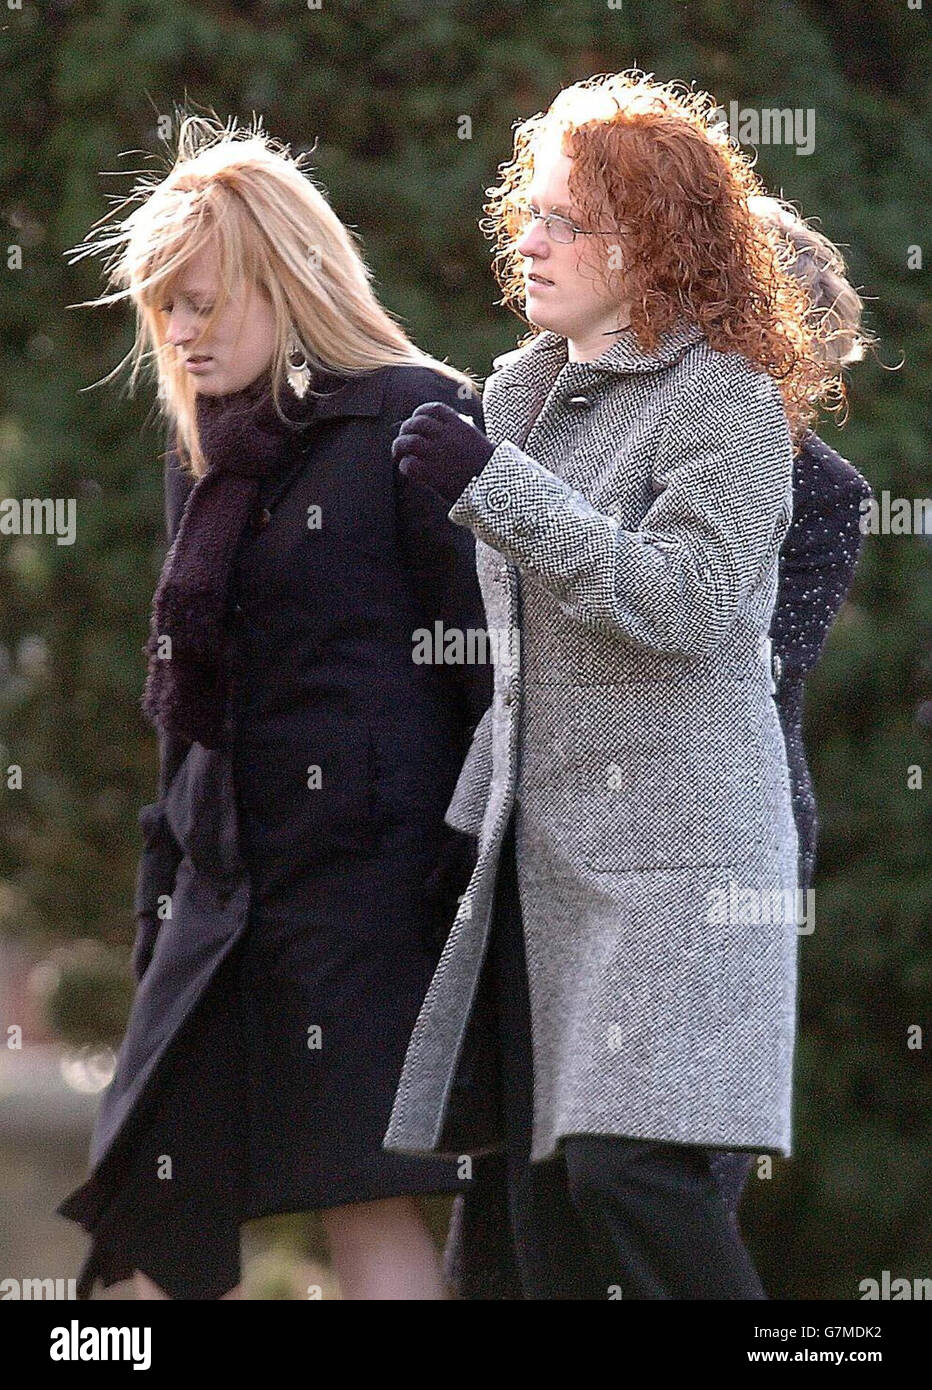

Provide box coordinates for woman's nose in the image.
[166,306,205,348]
[165,313,191,347]
[516,221,550,260]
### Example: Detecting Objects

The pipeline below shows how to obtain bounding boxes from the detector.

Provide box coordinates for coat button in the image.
[486,488,510,510]
[567,394,593,409]
[256,506,272,529]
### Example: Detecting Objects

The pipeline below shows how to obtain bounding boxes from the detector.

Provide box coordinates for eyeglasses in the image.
[511,200,620,245]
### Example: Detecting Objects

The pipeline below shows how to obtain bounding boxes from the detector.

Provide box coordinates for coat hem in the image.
[530,1121,793,1166]
[381,1138,506,1161]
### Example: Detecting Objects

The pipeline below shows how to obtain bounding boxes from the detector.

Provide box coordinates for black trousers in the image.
[487,814,767,1300]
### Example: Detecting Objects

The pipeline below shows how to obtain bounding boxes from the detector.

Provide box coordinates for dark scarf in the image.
[142,369,316,749]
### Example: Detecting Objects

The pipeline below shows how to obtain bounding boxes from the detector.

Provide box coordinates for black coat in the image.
[57,365,495,1298]
[771,431,872,890]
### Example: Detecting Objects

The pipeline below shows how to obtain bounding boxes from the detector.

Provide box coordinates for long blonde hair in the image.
[66,110,476,476]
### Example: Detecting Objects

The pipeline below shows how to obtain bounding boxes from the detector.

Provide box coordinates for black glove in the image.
[392,402,496,505]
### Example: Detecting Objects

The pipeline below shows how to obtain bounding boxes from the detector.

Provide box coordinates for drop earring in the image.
[286,328,311,398]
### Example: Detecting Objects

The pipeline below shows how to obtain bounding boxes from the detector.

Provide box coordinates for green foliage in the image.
[34,938,135,1047]
[0,0,928,1298]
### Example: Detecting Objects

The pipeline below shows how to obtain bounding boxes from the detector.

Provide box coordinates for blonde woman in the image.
[57,115,491,1300]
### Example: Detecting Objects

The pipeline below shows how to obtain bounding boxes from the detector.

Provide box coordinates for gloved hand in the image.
[391,402,496,505]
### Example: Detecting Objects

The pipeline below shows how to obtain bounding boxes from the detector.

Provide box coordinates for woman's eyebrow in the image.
[527,196,574,216]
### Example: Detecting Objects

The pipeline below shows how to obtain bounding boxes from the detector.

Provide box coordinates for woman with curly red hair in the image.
[385,72,844,1298]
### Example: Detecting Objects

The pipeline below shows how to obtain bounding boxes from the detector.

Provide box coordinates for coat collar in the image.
[250,368,387,515]
[485,321,705,453]
[308,367,388,418]
[491,320,705,382]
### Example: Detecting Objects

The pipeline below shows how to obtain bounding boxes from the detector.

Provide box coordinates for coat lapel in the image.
[485,321,704,447]
[483,321,706,512]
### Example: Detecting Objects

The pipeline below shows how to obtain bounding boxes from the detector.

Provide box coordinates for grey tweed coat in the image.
[383,321,800,1166]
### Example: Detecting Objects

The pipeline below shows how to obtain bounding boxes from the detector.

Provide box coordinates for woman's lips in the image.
[527,275,554,290]
[185,356,213,372]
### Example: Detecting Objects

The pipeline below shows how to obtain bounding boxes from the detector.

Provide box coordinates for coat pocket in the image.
[444,705,493,838]
[163,744,244,878]
[532,688,788,874]
[574,725,785,872]
[234,715,382,864]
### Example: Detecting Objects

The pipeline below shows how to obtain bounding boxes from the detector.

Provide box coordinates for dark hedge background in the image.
[0,0,929,1299]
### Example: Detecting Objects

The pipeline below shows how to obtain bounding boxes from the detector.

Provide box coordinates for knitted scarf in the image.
[142,369,315,749]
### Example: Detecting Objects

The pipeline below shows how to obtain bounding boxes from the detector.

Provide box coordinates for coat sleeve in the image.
[447,352,795,659]
[388,371,494,936]
[390,371,494,740]
[770,435,872,679]
[155,430,196,794]
[132,427,195,980]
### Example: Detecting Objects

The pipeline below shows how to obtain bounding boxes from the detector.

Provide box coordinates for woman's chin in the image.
[524,301,563,334]
[194,375,240,397]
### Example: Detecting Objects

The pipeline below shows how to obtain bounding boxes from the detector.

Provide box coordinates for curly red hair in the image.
[482,71,842,442]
